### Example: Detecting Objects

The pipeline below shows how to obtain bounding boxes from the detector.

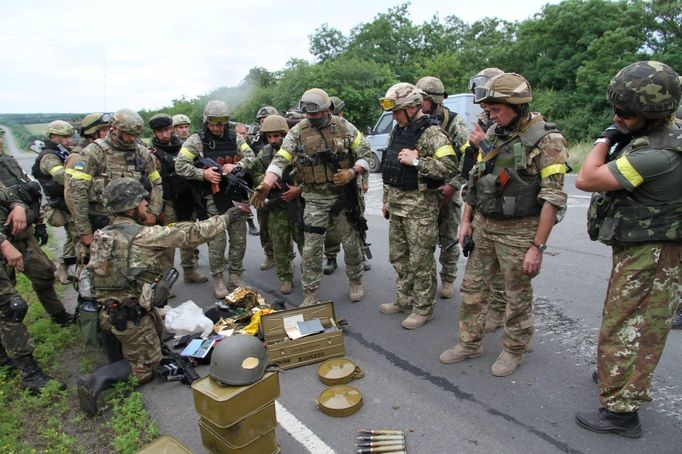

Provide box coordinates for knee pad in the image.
[1,295,29,322]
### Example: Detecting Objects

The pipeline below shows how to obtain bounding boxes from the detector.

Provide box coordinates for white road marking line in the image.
[276,401,336,453]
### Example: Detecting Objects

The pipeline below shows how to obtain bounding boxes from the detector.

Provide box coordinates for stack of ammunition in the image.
[355,429,406,453]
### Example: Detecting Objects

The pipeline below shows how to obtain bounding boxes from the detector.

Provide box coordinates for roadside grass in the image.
[23,123,50,136]
[568,141,591,172]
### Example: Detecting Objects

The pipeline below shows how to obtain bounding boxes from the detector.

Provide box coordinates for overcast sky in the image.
[0,0,558,113]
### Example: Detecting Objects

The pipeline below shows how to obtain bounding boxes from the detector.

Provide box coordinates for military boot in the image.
[439,281,454,299]
[302,291,318,307]
[401,313,433,330]
[379,303,406,314]
[78,360,132,416]
[575,408,642,438]
[260,256,275,270]
[349,279,364,302]
[213,274,229,299]
[15,354,63,394]
[439,344,483,364]
[183,267,208,284]
[279,281,292,294]
[671,302,682,330]
[55,262,70,284]
[51,310,74,327]
[491,350,525,377]
[323,257,337,275]
[484,309,504,333]
[226,273,245,292]
[0,344,17,373]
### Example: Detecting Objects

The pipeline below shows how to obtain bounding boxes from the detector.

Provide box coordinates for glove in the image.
[601,124,632,153]
[332,169,355,187]
[250,183,270,209]
[34,223,49,245]
[440,184,457,206]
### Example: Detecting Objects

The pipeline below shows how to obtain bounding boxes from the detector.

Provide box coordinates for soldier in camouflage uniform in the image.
[253,115,303,294]
[251,88,371,306]
[439,73,568,376]
[71,112,113,154]
[148,114,207,284]
[64,108,163,251]
[416,76,469,299]
[0,182,64,393]
[376,83,458,330]
[575,61,682,438]
[77,178,244,416]
[172,114,192,142]
[175,100,256,298]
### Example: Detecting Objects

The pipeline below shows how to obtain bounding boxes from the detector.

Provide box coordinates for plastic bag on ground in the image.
[164,300,214,338]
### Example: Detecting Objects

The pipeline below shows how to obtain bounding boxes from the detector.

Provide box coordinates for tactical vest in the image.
[90,223,144,300]
[91,138,151,207]
[382,115,441,191]
[31,143,69,208]
[473,117,557,219]
[151,137,191,200]
[297,117,350,185]
[438,108,457,140]
[589,126,682,245]
[0,153,41,223]
[199,129,240,163]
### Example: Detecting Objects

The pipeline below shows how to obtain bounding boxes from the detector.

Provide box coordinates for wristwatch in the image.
[531,241,547,252]
[412,158,420,167]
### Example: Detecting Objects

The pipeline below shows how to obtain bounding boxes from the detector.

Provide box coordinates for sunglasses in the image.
[378,98,396,111]
[613,106,636,120]
[206,116,229,126]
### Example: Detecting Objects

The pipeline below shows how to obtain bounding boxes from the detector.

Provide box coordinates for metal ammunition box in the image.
[199,419,279,454]
[134,435,192,453]
[261,300,345,370]
[199,401,277,446]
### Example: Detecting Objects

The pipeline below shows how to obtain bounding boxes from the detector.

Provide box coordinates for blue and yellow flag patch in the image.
[74,161,85,171]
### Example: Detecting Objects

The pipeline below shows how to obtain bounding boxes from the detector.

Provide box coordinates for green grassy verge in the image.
[568,141,591,172]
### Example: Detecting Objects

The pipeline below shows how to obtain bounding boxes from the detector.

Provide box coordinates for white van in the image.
[366,93,482,172]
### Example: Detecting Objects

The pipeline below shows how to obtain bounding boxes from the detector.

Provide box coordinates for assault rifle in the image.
[156,353,200,385]
[197,157,254,213]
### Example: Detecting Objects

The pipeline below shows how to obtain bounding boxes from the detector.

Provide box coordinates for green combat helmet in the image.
[607,61,681,119]
[172,114,191,127]
[379,82,423,111]
[416,77,448,105]
[260,115,289,134]
[149,113,172,131]
[203,100,231,124]
[330,96,345,115]
[80,112,113,136]
[297,88,331,113]
[46,120,74,137]
[474,73,532,105]
[102,178,149,214]
[256,106,279,120]
[209,334,268,386]
[113,109,144,136]
[468,67,504,93]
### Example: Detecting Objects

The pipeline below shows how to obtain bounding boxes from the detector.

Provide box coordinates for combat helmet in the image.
[80,112,113,136]
[113,109,144,136]
[607,61,680,120]
[256,106,279,120]
[297,88,332,113]
[149,114,172,131]
[379,82,423,111]
[102,178,149,214]
[330,96,345,115]
[46,120,74,137]
[172,114,191,127]
[260,115,289,134]
[468,68,504,93]
[203,100,231,124]
[416,77,448,105]
[474,73,532,105]
[209,334,268,386]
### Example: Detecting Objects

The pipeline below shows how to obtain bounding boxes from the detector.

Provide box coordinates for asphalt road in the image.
[4,127,680,453]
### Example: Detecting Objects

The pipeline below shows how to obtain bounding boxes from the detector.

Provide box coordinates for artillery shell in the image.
[357,429,405,435]
[356,441,406,447]
[356,435,405,441]
[356,446,407,453]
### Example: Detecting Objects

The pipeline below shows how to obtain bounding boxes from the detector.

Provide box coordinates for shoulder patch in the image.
[74,161,86,171]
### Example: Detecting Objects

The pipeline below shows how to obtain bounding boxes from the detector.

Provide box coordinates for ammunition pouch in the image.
[586,192,612,241]
[106,298,143,332]
[299,150,348,185]
[474,169,542,219]
[595,196,682,245]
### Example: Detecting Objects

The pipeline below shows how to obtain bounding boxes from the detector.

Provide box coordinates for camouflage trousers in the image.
[257,208,273,259]
[458,215,538,353]
[268,204,303,282]
[389,213,439,316]
[301,195,363,293]
[0,263,34,358]
[205,197,246,275]
[597,242,682,413]
[100,310,163,383]
[45,206,77,259]
[437,196,461,283]
[159,199,200,272]
[324,221,341,259]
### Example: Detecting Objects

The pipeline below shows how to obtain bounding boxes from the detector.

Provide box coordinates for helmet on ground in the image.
[297,88,331,113]
[474,73,532,105]
[210,334,268,386]
[330,96,345,115]
[468,67,504,93]
[256,106,279,120]
[606,61,680,120]
[113,109,144,136]
[46,120,74,137]
[102,178,149,214]
[80,112,113,136]
[260,115,289,134]
[203,100,231,124]
[379,82,423,111]
[149,114,172,131]
[416,77,447,105]
[172,114,191,127]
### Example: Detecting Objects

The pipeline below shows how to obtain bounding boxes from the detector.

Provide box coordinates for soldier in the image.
[175,100,256,298]
[32,120,77,284]
[251,88,371,306]
[252,106,280,154]
[0,132,73,326]
[64,108,163,249]
[172,114,192,141]
[148,114,207,284]
[415,76,469,299]
[376,83,458,329]
[439,73,568,375]
[72,112,113,153]
[463,68,508,333]
[574,61,682,437]
[253,115,303,294]
[77,178,244,415]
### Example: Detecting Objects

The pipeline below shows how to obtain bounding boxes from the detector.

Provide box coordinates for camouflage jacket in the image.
[436,106,469,190]
[0,181,27,245]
